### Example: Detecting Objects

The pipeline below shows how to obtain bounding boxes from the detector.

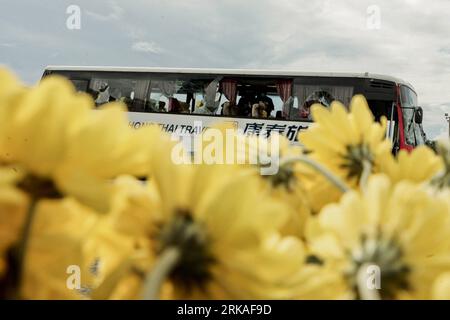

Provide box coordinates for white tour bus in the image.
[42,66,427,152]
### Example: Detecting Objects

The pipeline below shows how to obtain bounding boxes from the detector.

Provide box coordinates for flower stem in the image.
[142,247,181,300]
[359,160,372,193]
[14,196,38,298]
[280,155,350,193]
[356,263,381,300]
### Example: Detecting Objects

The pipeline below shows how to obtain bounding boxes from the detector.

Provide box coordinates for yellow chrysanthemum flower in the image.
[106,175,157,239]
[125,133,311,299]
[0,69,153,211]
[52,104,155,211]
[0,73,94,212]
[379,145,443,184]
[299,95,392,211]
[59,160,317,300]
[8,174,157,300]
[244,134,312,237]
[79,174,170,300]
[306,174,450,299]
[191,123,312,237]
[1,75,92,173]
[21,197,139,300]
[432,273,450,299]
[0,69,26,161]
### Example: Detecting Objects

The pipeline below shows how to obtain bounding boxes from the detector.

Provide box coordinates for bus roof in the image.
[44,66,415,90]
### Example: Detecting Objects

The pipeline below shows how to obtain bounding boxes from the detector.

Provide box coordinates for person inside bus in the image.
[195,99,221,114]
[158,101,166,112]
[222,101,238,116]
[255,91,274,117]
[237,91,255,117]
[252,101,268,118]
[95,83,110,105]
[299,102,311,120]
[168,98,189,114]
[169,98,180,113]
[194,80,221,114]
[178,101,191,113]
[195,103,217,114]
[275,111,284,119]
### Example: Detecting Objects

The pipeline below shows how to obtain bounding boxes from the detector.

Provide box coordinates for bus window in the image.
[87,78,149,112]
[366,100,395,122]
[268,93,284,119]
[216,95,237,116]
[146,78,221,115]
[147,91,168,113]
[217,79,238,116]
[148,80,181,113]
[192,78,222,115]
[236,87,253,118]
[236,89,273,119]
[232,79,293,120]
[71,79,89,92]
[292,83,354,120]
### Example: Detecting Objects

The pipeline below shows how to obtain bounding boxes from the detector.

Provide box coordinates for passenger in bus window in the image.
[147,99,163,112]
[95,83,110,105]
[169,98,190,114]
[179,101,190,113]
[220,101,226,115]
[237,91,254,117]
[252,101,268,118]
[299,91,333,120]
[299,103,311,119]
[275,111,284,119]
[195,104,213,114]
[194,99,219,115]
[204,80,222,113]
[158,101,166,112]
[222,101,238,116]
[169,98,180,113]
[255,91,274,117]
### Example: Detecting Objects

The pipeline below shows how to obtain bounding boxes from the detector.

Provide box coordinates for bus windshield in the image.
[401,85,426,146]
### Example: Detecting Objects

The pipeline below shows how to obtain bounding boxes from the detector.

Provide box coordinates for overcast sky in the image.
[1,0,449,139]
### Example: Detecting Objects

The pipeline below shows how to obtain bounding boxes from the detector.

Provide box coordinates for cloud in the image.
[131,41,163,54]
[85,3,124,21]
[0,43,16,48]
[422,103,450,139]
[434,128,449,141]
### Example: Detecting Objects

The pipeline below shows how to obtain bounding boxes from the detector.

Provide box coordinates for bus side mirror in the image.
[415,106,423,124]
